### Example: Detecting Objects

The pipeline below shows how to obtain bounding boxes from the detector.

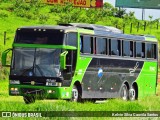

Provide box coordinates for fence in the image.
[115,20,159,34]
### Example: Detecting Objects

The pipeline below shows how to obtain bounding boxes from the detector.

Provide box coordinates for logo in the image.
[29,72,33,76]
[2,112,11,117]
[129,62,139,76]
[31,81,35,85]
[98,68,103,78]
[150,66,156,71]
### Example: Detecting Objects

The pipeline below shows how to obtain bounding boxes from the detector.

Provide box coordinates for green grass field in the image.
[0,79,160,120]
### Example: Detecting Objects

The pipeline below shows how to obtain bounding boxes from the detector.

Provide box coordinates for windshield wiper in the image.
[35,65,44,77]
[20,66,34,76]
[20,65,44,77]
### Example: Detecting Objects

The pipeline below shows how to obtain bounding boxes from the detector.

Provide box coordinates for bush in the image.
[15,9,36,20]
[0,10,9,18]
[50,5,63,13]
[39,14,50,23]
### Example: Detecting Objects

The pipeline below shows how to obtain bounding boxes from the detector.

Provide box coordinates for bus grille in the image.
[21,88,45,95]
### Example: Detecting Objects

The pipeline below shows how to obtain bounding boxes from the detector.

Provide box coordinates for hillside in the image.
[0,1,159,79]
[0,1,160,40]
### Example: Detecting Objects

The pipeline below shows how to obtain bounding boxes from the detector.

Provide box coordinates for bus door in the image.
[62,50,77,86]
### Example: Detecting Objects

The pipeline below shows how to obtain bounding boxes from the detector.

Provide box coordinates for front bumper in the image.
[9,84,71,99]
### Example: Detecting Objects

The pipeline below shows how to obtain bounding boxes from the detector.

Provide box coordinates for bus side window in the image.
[81,35,93,54]
[110,38,121,56]
[123,40,130,57]
[142,43,145,58]
[66,32,77,47]
[135,42,142,58]
[154,44,157,59]
[146,43,157,59]
[96,37,107,55]
[130,41,133,57]
[80,36,83,53]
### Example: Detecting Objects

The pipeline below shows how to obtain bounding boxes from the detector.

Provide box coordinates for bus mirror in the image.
[2,48,12,67]
[60,51,68,69]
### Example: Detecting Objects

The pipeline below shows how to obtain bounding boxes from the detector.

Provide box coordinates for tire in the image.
[71,85,82,102]
[120,84,129,101]
[129,86,136,101]
[23,95,35,104]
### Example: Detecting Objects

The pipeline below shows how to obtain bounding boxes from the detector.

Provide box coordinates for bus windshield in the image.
[11,48,61,77]
[15,29,64,45]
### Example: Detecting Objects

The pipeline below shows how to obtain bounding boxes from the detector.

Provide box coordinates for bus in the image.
[2,23,158,104]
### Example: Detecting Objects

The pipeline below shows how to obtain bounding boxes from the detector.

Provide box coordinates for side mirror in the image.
[2,48,12,67]
[60,51,68,69]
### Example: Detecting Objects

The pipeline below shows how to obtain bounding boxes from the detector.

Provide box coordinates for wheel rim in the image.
[72,86,78,101]
[121,85,128,100]
[129,88,136,100]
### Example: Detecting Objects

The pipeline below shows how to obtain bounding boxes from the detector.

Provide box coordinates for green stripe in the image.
[77,28,94,34]
[136,61,157,97]
[145,37,157,42]
[13,43,77,50]
[71,57,92,85]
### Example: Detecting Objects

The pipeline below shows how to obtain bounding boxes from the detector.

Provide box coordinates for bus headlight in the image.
[10,80,20,84]
[10,87,19,94]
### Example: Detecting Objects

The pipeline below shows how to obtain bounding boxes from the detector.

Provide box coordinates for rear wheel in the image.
[129,86,136,101]
[120,84,129,100]
[23,95,35,104]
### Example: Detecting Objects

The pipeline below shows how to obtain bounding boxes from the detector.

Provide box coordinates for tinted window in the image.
[123,41,130,56]
[135,42,142,57]
[15,29,64,45]
[142,43,145,58]
[66,32,77,47]
[111,39,121,56]
[11,48,61,77]
[146,43,156,59]
[81,35,92,54]
[130,41,134,57]
[96,38,107,54]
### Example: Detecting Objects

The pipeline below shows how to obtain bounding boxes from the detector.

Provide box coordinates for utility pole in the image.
[142,8,145,20]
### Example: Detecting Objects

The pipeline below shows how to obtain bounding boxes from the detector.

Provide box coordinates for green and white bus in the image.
[2,23,158,104]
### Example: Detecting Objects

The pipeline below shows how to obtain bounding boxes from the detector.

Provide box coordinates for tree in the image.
[115,8,126,18]
[103,2,114,10]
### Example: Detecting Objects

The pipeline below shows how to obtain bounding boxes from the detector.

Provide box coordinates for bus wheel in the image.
[23,95,35,104]
[129,87,136,101]
[120,84,129,101]
[71,85,81,102]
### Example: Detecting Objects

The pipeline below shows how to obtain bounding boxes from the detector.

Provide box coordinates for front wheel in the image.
[120,84,129,101]
[71,85,82,102]
[23,95,35,104]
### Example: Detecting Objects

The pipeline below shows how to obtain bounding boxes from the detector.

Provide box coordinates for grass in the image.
[0,80,160,111]
[0,80,160,119]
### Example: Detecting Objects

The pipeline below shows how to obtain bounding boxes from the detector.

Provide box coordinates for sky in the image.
[106,0,160,20]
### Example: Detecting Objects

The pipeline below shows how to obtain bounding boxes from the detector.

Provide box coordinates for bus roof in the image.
[69,23,157,42]
[18,24,158,42]
[18,25,77,32]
